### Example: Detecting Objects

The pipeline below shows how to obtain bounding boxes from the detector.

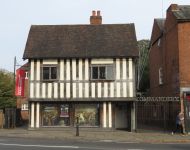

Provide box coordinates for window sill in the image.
[90,79,115,81]
[41,79,59,82]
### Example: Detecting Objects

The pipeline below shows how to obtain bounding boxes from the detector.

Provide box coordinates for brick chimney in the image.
[90,10,102,25]
[167,4,178,15]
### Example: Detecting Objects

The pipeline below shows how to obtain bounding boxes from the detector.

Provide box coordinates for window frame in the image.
[41,65,59,81]
[90,64,115,81]
[159,67,163,85]
[22,103,28,110]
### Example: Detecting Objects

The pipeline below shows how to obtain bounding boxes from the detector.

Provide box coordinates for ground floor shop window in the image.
[75,104,100,126]
[43,104,69,126]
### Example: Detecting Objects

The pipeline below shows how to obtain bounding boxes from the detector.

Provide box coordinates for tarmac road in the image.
[0,137,190,150]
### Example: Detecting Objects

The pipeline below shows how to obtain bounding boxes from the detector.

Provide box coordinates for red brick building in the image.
[149,4,190,114]
[16,62,29,122]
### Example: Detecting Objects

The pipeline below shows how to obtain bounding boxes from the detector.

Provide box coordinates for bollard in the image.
[76,116,79,136]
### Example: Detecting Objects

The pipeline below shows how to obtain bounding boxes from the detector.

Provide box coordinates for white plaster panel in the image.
[85,59,89,80]
[36,83,40,98]
[72,59,76,80]
[129,58,133,79]
[116,58,120,80]
[98,83,101,98]
[122,58,126,79]
[30,83,34,98]
[66,83,70,98]
[85,83,89,98]
[36,59,40,80]
[91,58,113,64]
[54,83,58,98]
[48,83,52,98]
[30,60,34,80]
[60,83,64,98]
[130,82,133,97]
[104,82,108,97]
[110,83,114,97]
[43,59,58,64]
[42,83,46,98]
[123,82,127,97]
[117,82,120,97]
[66,59,70,80]
[91,83,95,98]
[60,59,64,80]
[79,59,82,80]
[103,102,106,127]
[109,102,112,128]
[36,102,40,128]
[31,102,34,128]
[73,83,76,98]
[79,83,83,98]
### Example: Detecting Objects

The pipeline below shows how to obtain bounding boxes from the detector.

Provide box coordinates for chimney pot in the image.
[97,11,100,16]
[92,11,96,16]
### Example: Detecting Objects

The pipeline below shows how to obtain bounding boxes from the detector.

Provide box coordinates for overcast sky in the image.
[0,0,189,72]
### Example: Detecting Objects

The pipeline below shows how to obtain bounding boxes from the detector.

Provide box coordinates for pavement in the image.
[0,124,190,143]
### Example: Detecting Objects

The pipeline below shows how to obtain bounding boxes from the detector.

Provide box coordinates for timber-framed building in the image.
[23,11,139,131]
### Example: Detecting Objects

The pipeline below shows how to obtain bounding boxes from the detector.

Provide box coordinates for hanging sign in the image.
[15,69,26,96]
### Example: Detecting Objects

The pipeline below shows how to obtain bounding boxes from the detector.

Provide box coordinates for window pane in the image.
[92,67,98,79]
[51,67,57,79]
[43,104,70,126]
[99,67,106,79]
[43,67,49,79]
[75,104,100,126]
[107,66,113,79]
[25,104,28,110]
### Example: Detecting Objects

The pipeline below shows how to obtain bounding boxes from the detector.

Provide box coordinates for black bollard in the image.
[76,116,79,136]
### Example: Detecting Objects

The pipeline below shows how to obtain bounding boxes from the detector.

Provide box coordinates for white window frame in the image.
[159,67,163,84]
[90,65,115,80]
[25,72,28,79]
[22,103,28,110]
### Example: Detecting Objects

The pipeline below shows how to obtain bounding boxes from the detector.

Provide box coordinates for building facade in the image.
[149,4,190,131]
[23,11,139,131]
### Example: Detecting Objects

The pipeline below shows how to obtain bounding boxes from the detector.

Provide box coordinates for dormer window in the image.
[91,65,114,80]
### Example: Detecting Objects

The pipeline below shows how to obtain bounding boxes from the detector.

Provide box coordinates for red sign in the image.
[60,114,69,117]
[186,94,190,100]
[15,69,25,96]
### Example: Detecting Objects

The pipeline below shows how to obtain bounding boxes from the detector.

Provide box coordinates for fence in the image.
[137,101,180,133]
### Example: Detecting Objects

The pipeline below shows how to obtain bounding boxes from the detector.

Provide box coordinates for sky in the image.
[0,0,189,72]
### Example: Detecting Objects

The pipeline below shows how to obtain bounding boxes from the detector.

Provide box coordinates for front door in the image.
[184,92,190,132]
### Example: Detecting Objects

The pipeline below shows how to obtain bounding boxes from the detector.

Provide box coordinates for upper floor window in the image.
[25,72,28,79]
[91,65,114,80]
[159,68,163,84]
[42,66,57,80]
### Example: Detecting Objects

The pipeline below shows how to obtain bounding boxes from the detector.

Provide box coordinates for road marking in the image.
[78,140,89,142]
[0,143,79,148]
[151,143,190,144]
[101,140,114,142]
[116,142,140,144]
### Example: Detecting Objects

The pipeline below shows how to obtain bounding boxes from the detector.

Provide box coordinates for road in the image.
[0,137,190,150]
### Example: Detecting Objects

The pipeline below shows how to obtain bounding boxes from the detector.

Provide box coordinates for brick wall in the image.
[17,79,29,120]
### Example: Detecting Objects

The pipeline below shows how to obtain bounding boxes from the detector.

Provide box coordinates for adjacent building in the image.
[23,11,139,131]
[149,4,190,131]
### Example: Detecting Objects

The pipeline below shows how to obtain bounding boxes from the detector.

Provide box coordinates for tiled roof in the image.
[19,62,28,71]
[155,18,165,31]
[23,24,138,59]
[173,5,190,20]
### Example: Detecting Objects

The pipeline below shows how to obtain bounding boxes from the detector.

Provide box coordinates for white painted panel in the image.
[85,59,89,80]
[36,83,40,98]
[110,83,114,97]
[60,83,64,98]
[91,58,113,64]
[36,59,40,80]
[66,59,70,80]
[129,58,133,79]
[115,104,128,128]
[48,83,52,98]
[103,102,106,127]
[66,83,70,98]
[79,59,82,80]
[43,59,58,64]
[73,83,76,98]
[109,102,112,128]
[85,83,89,98]
[72,59,76,80]
[30,83,34,98]
[31,102,34,128]
[117,82,120,97]
[104,83,108,97]
[116,58,120,80]
[98,83,101,98]
[42,83,46,98]
[30,60,34,80]
[36,102,40,128]
[54,83,58,98]
[60,59,64,80]
[123,82,127,97]
[123,58,126,79]
[91,83,95,98]
[79,83,83,98]
[130,82,133,97]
